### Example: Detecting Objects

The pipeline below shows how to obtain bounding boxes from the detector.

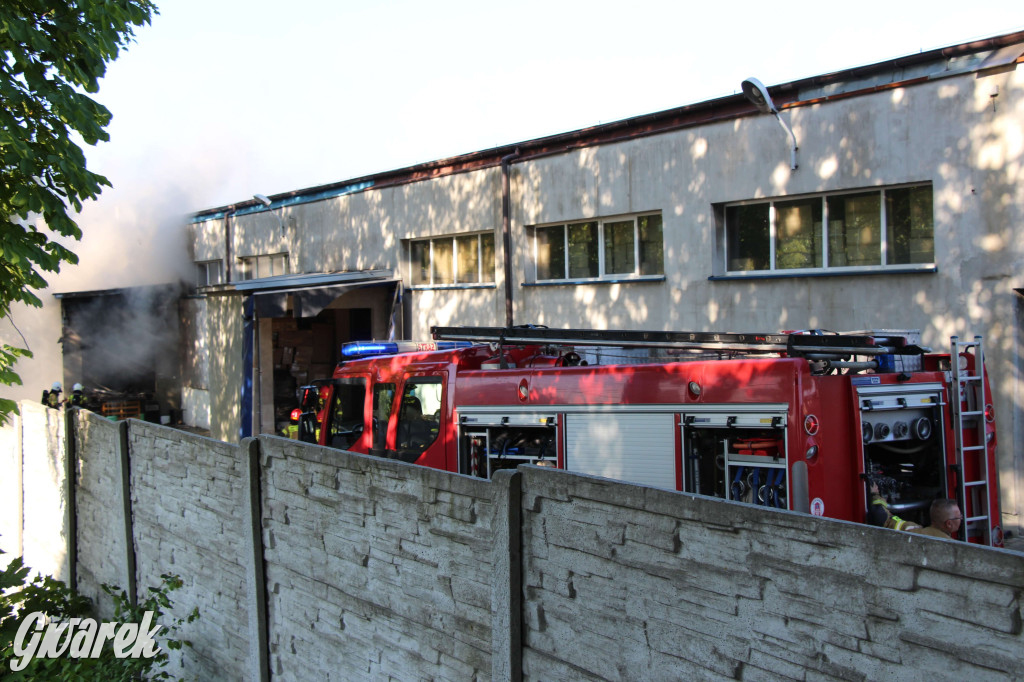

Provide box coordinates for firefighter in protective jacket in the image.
[41,382,62,409]
[867,481,922,532]
[69,383,88,408]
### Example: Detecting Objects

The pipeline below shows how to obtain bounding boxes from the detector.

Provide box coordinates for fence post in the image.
[243,437,270,682]
[117,420,138,607]
[491,469,522,682]
[63,408,77,590]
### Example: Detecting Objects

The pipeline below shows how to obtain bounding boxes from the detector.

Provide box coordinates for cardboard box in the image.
[309,363,333,379]
[277,330,310,347]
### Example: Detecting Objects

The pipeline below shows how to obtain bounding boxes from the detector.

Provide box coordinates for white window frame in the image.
[407,232,496,288]
[720,183,934,277]
[238,253,289,281]
[195,260,223,288]
[528,212,664,283]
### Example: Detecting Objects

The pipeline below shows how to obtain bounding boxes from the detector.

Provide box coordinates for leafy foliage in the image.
[1,545,197,680]
[0,0,157,424]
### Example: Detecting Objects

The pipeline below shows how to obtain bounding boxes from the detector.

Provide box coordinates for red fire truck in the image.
[299,326,1001,546]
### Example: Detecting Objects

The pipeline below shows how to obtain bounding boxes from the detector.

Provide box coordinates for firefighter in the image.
[280,408,301,439]
[907,499,962,540]
[867,482,922,532]
[41,382,62,409]
[69,383,88,408]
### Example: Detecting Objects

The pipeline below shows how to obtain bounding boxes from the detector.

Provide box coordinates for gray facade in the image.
[187,33,1024,536]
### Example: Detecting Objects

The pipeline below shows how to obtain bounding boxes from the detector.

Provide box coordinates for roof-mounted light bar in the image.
[340,340,473,359]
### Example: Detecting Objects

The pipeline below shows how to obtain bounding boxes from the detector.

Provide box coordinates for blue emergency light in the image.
[340,340,473,358]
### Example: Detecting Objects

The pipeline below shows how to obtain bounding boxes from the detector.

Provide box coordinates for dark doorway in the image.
[57,285,182,422]
[270,307,373,434]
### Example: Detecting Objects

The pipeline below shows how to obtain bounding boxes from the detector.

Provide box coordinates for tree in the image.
[0,0,157,423]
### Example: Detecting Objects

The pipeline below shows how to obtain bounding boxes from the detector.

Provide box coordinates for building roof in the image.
[192,30,1024,223]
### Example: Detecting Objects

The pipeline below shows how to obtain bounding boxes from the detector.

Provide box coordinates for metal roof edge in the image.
[199,269,394,295]
[53,282,185,299]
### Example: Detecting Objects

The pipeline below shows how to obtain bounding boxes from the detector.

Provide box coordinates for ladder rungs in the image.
[964,480,987,487]
[966,515,989,523]
[960,445,986,453]
[959,410,984,417]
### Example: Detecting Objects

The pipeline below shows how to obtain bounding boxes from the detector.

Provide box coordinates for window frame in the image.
[407,232,496,289]
[718,183,935,278]
[527,212,665,284]
[195,259,223,288]
[326,377,368,450]
[238,253,290,281]
[394,375,444,459]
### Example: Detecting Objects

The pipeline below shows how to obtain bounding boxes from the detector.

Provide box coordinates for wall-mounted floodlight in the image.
[253,193,288,233]
[741,77,798,170]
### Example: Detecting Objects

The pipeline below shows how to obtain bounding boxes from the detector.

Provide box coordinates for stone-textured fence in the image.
[2,404,1022,680]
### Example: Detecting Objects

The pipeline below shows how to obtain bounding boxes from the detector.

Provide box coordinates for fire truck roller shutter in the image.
[564,412,676,489]
[790,461,809,513]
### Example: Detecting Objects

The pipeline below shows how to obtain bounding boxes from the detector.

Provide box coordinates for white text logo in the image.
[9,611,162,672]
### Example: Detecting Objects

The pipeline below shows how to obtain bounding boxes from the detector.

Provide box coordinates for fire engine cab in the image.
[299,326,1001,546]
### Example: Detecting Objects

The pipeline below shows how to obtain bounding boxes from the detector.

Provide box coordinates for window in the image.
[239,253,289,280]
[722,184,933,274]
[327,378,367,450]
[530,213,664,282]
[395,377,443,459]
[195,260,223,288]
[409,233,495,287]
[372,383,396,453]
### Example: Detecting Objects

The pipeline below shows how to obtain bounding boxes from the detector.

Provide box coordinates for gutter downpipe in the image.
[501,151,520,327]
[224,205,236,284]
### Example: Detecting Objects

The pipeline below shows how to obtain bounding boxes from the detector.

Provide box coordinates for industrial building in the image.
[184,31,1024,535]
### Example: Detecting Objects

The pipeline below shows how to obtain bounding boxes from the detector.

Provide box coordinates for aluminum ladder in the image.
[949,335,994,545]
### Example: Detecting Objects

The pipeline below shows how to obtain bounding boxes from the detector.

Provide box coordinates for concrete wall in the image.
[73,410,127,620]
[0,409,22,563]
[517,466,1024,681]
[260,437,496,680]
[207,294,244,443]
[128,421,252,680]
[7,410,1024,680]
[19,403,67,580]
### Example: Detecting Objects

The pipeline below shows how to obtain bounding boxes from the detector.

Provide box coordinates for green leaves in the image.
[1,0,157,425]
[0,345,31,425]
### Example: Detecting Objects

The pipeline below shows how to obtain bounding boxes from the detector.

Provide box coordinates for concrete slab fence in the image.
[2,404,1022,681]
